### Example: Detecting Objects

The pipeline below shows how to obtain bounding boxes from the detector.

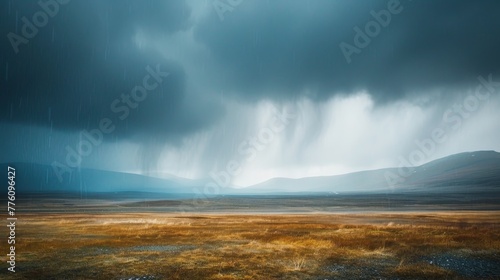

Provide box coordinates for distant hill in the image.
[395,150,500,192]
[2,151,499,196]
[236,151,500,194]
[0,162,196,194]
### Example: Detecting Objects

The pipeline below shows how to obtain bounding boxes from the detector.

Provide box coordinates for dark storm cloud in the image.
[195,0,500,102]
[2,0,499,141]
[1,0,499,184]
[0,0,221,143]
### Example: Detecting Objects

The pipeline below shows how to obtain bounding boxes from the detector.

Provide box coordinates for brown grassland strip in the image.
[0,211,499,279]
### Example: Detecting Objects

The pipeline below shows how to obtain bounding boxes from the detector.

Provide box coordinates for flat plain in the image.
[1,209,499,279]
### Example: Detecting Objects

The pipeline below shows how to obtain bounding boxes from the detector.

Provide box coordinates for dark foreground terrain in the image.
[1,210,499,280]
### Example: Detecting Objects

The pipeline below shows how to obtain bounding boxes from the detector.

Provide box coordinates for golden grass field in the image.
[2,211,500,279]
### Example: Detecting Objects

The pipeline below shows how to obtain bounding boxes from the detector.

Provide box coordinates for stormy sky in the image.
[1,0,499,186]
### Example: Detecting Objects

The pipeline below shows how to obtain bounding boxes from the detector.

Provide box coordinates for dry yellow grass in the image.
[1,211,499,279]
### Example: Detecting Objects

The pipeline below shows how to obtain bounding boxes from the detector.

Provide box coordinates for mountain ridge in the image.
[235,150,500,194]
[2,150,499,195]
